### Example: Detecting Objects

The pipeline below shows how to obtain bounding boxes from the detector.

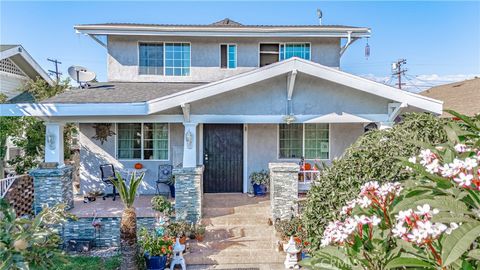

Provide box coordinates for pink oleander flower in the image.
[393,204,458,246]
[321,214,381,247]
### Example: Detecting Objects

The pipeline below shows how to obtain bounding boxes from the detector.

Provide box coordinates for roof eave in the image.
[74,25,371,38]
[0,45,54,85]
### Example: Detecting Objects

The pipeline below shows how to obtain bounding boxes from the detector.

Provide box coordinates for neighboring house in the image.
[0,19,443,195]
[0,45,53,168]
[421,77,479,117]
[0,45,53,101]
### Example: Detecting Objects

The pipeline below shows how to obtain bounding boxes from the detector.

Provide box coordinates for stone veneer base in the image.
[62,216,156,248]
[30,166,74,215]
[173,166,204,223]
[269,162,299,222]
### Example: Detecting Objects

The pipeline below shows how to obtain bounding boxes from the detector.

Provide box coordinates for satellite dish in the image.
[68,66,96,88]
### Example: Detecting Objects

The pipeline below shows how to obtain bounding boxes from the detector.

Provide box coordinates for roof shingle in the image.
[42,82,206,104]
[420,78,480,117]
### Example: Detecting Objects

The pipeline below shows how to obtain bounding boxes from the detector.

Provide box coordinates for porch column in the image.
[44,122,65,166]
[269,163,300,222]
[182,122,198,168]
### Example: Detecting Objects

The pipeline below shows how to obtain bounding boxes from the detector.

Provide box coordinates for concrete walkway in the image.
[185,194,285,269]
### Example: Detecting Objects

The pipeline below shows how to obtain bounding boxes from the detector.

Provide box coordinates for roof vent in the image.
[210,18,243,26]
[316,9,323,25]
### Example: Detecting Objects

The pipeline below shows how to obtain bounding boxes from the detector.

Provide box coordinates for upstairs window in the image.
[220,44,237,69]
[278,123,329,160]
[139,43,164,75]
[259,43,311,67]
[165,43,190,76]
[280,43,311,61]
[259,43,280,67]
[139,42,190,76]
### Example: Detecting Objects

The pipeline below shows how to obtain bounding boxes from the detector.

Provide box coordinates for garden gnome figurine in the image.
[170,237,186,270]
[283,236,300,269]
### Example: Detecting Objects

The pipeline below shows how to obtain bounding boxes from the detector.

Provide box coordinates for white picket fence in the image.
[0,174,21,198]
[298,170,321,191]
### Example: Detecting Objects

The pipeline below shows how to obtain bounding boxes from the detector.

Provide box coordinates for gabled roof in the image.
[421,78,480,117]
[0,58,442,117]
[0,45,53,85]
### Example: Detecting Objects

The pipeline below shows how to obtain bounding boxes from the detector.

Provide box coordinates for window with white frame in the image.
[139,42,190,76]
[139,43,164,75]
[220,44,237,69]
[278,123,329,159]
[117,123,169,160]
[280,43,311,61]
[165,43,190,76]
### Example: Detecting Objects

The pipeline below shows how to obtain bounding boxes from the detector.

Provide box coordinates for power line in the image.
[391,59,407,89]
[47,58,62,82]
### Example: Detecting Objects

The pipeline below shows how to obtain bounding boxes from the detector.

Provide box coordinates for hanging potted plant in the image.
[249,170,269,196]
[139,228,174,270]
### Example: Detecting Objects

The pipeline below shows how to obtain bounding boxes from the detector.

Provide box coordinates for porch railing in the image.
[0,174,21,198]
[298,170,321,192]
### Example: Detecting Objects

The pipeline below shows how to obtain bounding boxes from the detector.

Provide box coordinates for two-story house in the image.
[1,19,442,205]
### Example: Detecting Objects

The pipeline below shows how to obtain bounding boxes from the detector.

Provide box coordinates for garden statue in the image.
[170,237,186,270]
[154,214,169,236]
[283,236,300,269]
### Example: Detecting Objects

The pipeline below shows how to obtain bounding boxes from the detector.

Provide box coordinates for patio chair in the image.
[156,164,173,197]
[100,164,119,201]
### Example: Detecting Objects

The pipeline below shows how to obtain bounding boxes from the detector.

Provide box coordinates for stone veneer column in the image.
[173,166,204,223]
[30,166,74,214]
[269,163,299,222]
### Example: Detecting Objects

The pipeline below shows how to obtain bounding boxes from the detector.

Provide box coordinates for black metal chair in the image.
[156,165,173,197]
[100,164,119,201]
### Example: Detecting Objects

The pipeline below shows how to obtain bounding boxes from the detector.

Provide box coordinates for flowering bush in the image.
[303,113,447,250]
[304,112,480,269]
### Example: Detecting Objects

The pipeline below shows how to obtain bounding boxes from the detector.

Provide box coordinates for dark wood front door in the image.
[203,124,243,193]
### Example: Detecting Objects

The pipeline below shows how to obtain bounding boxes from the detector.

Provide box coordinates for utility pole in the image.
[47,58,62,82]
[391,59,407,89]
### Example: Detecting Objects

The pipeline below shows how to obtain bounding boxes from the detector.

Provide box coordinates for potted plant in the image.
[151,196,173,216]
[139,228,174,270]
[166,175,175,198]
[249,170,269,196]
[195,224,206,242]
[167,221,189,244]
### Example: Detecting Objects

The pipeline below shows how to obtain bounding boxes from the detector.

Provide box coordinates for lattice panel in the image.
[5,175,34,217]
[0,58,26,77]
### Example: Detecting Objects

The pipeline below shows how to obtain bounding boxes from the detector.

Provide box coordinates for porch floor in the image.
[69,195,162,218]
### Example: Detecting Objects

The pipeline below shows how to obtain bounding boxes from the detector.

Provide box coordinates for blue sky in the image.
[1,1,479,91]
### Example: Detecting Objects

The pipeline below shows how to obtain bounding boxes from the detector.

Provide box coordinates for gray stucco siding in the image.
[189,74,389,115]
[107,36,340,82]
[79,123,184,195]
[246,123,363,181]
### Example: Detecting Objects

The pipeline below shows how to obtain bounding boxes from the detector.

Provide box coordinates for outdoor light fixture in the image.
[185,130,193,149]
[283,115,297,124]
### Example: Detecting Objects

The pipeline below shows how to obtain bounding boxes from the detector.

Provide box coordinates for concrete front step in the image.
[202,216,272,226]
[185,250,285,265]
[187,263,286,270]
[193,194,284,266]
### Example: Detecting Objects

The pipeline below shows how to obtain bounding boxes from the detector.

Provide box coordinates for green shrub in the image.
[303,113,448,250]
[56,255,121,270]
[151,196,173,214]
[0,199,75,269]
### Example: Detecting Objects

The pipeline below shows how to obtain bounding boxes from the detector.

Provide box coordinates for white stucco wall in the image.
[107,35,340,82]
[79,123,184,195]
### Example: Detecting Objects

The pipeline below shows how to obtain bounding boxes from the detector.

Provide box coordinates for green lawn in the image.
[55,255,120,270]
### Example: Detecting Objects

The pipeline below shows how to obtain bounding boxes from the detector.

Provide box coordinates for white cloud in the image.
[359,73,479,93]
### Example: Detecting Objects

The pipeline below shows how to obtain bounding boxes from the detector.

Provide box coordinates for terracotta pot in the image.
[134,163,143,169]
[179,236,187,245]
[196,235,204,242]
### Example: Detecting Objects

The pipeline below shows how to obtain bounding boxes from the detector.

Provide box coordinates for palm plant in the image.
[111,172,144,270]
